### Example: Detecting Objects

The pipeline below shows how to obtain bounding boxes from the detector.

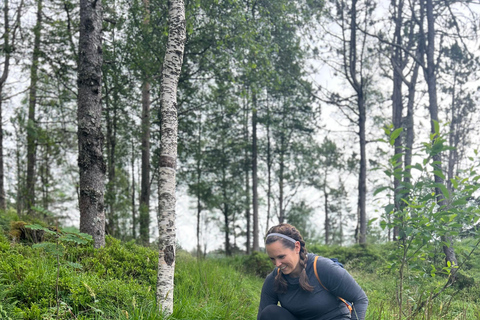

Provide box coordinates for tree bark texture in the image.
[26,0,43,216]
[77,0,105,249]
[0,0,10,211]
[348,0,367,244]
[244,103,250,254]
[422,0,458,268]
[140,0,151,245]
[105,81,117,236]
[391,0,404,241]
[131,139,137,239]
[252,95,259,252]
[156,0,185,314]
[140,80,151,245]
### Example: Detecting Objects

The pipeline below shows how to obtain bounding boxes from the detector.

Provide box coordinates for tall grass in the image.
[1,227,480,319]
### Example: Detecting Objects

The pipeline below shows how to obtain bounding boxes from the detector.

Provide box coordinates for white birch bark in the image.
[156,0,185,315]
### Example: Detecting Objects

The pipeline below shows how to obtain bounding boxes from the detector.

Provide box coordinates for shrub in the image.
[242,251,272,278]
[308,243,387,273]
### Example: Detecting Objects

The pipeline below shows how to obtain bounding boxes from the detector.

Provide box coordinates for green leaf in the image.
[433,170,445,180]
[368,218,378,226]
[433,120,440,135]
[452,198,467,206]
[373,186,389,196]
[450,178,458,189]
[25,224,56,235]
[389,128,403,145]
[380,220,387,230]
[65,261,83,269]
[434,183,450,199]
[385,204,395,214]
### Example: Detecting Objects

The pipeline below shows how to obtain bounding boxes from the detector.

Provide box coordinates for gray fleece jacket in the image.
[257,253,368,320]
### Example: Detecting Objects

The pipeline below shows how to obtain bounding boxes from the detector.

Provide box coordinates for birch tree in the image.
[77,0,105,248]
[156,0,185,314]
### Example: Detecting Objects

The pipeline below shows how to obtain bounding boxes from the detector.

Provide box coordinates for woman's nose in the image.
[275,260,282,267]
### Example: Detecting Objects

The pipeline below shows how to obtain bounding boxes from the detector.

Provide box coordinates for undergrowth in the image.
[1,213,479,319]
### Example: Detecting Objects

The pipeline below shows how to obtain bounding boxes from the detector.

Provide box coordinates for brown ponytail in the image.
[266,223,314,294]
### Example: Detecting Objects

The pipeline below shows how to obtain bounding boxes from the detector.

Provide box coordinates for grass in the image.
[1,220,480,319]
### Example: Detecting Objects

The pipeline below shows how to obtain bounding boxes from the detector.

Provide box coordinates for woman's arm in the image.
[257,271,279,320]
[316,258,368,320]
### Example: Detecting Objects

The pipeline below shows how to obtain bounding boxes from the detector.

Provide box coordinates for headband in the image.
[266,233,298,244]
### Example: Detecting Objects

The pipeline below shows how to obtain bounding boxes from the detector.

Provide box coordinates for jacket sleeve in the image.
[257,270,279,320]
[315,257,369,320]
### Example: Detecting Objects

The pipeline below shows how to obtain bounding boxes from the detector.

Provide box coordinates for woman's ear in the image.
[295,241,301,253]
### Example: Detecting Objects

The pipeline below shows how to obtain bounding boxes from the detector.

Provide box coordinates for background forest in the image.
[2,0,480,318]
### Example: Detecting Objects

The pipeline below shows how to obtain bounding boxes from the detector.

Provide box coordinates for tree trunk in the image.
[0,87,5,212]
[391,0,404,241]
[140,0,151,245]
[131,138,137,239]
[156,0,185,314]
[140,80,151,245]
[278,144,285,224]
[346,0,367,244]
[252,94,259,252]
[105,81,117,236]
[357,94,367,244]
[26,0,43,216]
[78,0,105,249]
[266,99,272,233]
[324,184,329,245]
[447,71,458,192]
[0,0,11,212]
[196,120,202,258]
[244,97,250,254]
[422,0,457,269]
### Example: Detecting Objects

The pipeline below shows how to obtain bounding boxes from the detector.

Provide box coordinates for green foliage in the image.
[242,251,272,278]
[375,124,480,318]
[0,209,19,233]
[308,243,388,273]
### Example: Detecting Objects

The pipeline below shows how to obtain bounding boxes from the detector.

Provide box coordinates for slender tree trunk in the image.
[156,0,185,314]
[345,0,367,244]
[78,0,105,248]
[244,97,250,254]
[196,120,202,257]
[324,184,329,245]
[131,138,137,239]
[0,87,5,212]
[140,0,151,245]
[391,0,404,241]
[357,95,367,244]
[422,0,457,269]
[447,70,458,192]
[26,0,43,215]
[252,94,259,252]
[0,0,10,212]
[266,99,272,233]
[278,142,285,224]
[105,82,117,236]
[140,80,151,244]
[403,58,419,196]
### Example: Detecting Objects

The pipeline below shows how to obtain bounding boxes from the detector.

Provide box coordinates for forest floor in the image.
[1,213,480,319]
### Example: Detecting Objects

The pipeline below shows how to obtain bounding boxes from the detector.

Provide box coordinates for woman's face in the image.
[266,240,301,277]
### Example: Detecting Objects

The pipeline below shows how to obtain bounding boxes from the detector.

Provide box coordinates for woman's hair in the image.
[265,223,313,293]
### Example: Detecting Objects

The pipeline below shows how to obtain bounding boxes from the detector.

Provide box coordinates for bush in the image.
[307,243,388,273]
[242,251,272,278]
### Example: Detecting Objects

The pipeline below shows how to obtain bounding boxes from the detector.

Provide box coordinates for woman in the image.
[257,224,368,320]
